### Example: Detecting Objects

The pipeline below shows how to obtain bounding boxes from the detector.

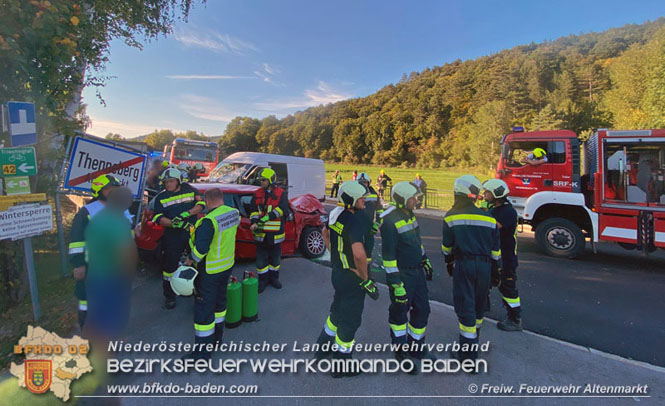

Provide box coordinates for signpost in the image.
[5,176,30,195]
[7,101,37,147]
[0,147,38,177]
[64,137,147,198]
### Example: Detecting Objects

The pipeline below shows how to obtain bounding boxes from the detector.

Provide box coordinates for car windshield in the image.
[173,145,217,162]
[208,162,251,183]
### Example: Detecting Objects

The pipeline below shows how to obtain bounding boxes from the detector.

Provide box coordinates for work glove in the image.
[171,216,185,228]
[259,215,270,223]
[390,283,408,306]
[359,279,379,300]
[370,221,381,235]
[421,257,433,281]
[179,211,191,219]
[491,266,502,287]
[446,262,454,277]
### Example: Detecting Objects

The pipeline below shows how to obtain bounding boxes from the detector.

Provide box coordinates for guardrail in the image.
[324,181,454,210]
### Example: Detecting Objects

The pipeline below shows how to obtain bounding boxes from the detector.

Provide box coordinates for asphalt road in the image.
[324,204,665,367]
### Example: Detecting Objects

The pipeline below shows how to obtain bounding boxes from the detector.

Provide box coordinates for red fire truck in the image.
[496,128,665,258]
[163,138,219,178]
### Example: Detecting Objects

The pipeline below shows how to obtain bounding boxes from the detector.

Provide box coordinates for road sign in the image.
[0,203,53,241]
[6,176,30,195]
[0,193,47,211]
[0,147,37,177]
[7,101,37,147]
[64,137,147,198]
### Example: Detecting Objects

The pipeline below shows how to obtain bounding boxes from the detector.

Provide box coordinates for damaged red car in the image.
[135,183,328,261]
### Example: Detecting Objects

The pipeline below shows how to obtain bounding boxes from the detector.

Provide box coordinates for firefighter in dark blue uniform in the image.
[483,179,522,331]
[442,175,501,363]
[69,174,123,328]
[249,168,290,293]
[314,181,379,377]
[381,182,435,367]
[173,188,240,360]
[152,168,205,309]
[356,172,379,264]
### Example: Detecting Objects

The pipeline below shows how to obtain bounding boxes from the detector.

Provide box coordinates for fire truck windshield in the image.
[173,145,216,162]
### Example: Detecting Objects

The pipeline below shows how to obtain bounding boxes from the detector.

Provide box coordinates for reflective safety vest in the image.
[191,205,240,274]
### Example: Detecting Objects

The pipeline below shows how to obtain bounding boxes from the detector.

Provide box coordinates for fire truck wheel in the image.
[535,217,585,258]
[300,226,326,259]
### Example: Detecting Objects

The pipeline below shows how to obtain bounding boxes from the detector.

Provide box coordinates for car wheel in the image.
[300,226,326,259]
[535,217,585,259]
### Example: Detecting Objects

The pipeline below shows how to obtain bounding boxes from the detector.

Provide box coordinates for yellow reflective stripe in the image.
[491,249,502,260]
[191,246,205,261]
[441,244,453,254]
[78,300,88,311]
[340,253,350,269]
[152,213,163,222]
[383,259,398,273]
[162,271,174,280]
[257,265,270,274]
[459,322,477,338]
[215,310,227,323]
[445,214,496,229]
[503,296,521,308]
[196,200,206,206]
[194,322,215,337]
[335,335,353,352]
[329,222,343,235]
[68,241,85,254]
[161,192,195,205]
[390,323,406,331]
[476,318,483,327]
[408,323,426,335]
[273,207,283,216]
[69,242,85,248]
[326,316,338,333]
[394,217,418,234]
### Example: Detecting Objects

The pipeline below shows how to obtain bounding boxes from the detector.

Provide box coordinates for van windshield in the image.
[208,162,250,183]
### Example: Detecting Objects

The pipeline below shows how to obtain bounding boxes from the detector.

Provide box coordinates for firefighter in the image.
[381,182,435,368]
[177,188,240,360]
[249,168,289,293]
[314,181,379,377]
[377,169,392,200]
[521,147,548,166]
[356,172,379,264]
[330,170,342,198]
[188,163,205,182]
[152,167,205,309]
[483,179,522,331]
[177,162,191,182]
[441,175,501,364]
[68,174,123,329]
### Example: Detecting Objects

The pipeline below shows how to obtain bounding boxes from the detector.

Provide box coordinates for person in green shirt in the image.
[84,187,137,340]
[330,170,342,198]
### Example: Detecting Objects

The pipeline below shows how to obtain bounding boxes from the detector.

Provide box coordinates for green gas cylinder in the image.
[242,271,258,322]
[226,276,242,328]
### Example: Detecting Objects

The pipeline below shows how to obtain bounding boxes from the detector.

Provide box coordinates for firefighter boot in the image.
[269,270,282,289]
[214,324,224,346]
[497,317,523,331]
[258,273,269,293]
[314,329,334,360]
[331,351,361,378]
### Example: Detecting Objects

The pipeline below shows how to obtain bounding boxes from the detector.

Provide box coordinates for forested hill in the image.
[219,19,665,169]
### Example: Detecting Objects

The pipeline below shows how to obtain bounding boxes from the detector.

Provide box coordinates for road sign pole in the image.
[23,237,42,321]
[55,192,68,277]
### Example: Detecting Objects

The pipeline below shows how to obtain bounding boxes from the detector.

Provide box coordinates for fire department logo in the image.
[25,360,52,394]
[522,178,531,185]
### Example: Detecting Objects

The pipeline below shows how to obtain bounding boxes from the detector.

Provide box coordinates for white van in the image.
[207,152,326,200]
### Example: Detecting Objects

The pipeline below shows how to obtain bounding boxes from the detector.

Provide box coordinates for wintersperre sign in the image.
[64,137,147,198]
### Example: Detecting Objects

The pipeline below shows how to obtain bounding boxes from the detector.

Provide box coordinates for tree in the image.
[530,104,564,131]
[105,132,124,141]
[145,129,175,151]
[176,130,209,141]
[0,0,204,146]
[218,117,260,154]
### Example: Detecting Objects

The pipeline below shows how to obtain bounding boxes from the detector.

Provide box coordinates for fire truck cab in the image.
[497,128,665,258]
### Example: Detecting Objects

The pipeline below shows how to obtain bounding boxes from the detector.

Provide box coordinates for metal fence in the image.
[325,181,454,210]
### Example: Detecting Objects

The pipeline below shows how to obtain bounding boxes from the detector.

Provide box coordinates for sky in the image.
[82,0,665,139]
